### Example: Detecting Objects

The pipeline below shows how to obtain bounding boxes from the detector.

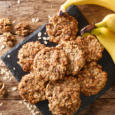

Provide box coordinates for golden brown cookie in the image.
[78,62,107,96]
[57,41,85,75]
[76,35,104,62]
[46,13,78,43]
[18,73,47,104]
[18,41,45,72]
[46,77,81,115]
[33,47,68,81]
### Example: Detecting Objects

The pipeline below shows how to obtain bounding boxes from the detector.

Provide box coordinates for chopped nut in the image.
[3,32,16,47]
[15,22,31,36]
[0,18,12,33]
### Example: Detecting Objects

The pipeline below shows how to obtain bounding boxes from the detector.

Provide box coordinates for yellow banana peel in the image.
[91,27,115,63]
[60,0,115,12]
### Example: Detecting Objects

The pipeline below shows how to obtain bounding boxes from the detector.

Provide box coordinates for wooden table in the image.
[0,0,115,115]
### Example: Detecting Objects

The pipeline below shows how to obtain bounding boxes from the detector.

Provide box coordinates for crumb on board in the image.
[11,87,17,91]
[38,32,42,37]
[7,54,11,58]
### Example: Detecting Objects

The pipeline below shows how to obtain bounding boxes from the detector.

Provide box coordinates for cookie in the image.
[78,62,107,96]
[57,41,85,75]
[76,35,104,62]
[46,77,81,115]
[18,73,47,104]
[46,13,78,43]
[33,47,68,81]
[18,41,45,72]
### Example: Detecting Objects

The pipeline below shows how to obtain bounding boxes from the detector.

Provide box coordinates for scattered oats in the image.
[0,103,3,107]
[11,87,17,91]
[43,37,47,40]
[38,37,41,40]
[19,101,23,104]
[0,45,6,50]
[32,18,39,23]
[48,15,51,18]
[38,32,42,37]
[12,20,16,24]
[44,41,47,45]
[13,67,16,70]
[17,0,21,4]
[7,55,11,58]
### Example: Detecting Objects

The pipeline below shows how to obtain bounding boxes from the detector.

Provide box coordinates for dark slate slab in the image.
[1,5,115,115]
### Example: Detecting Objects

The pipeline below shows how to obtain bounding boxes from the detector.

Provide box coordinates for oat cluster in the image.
[17,13,107,115]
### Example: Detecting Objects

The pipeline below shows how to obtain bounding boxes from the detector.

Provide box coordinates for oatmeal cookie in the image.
[15,22,31,36]
[3,32,16,47]
[76,35,104,62]
[18,73,47,104]
[33,47,68,81]
[46,13,78,43]
[18,41,45,72]
[57,41,85,75]
[0,18,12,33]
[46,77,81,115]
[78,62,107,96]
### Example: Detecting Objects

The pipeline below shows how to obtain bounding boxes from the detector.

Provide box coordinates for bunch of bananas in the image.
[60,0,115,63]
[60,0,115,12]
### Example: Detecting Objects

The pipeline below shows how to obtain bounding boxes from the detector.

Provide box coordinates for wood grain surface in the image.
[0,0,115,115]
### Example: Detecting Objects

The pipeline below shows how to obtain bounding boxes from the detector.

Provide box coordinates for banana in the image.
[95,14,115,32]
[60,0,115,12]
[91,27,115,63]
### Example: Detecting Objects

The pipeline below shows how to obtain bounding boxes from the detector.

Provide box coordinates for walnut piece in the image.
[0,18,12,33]
[3,32,16,47]
[15,22,31,36]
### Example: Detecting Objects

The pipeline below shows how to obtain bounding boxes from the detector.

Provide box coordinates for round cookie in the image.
[18,41,45,72]
[76,35,104,62]
[57,41,85,75]
[46,13,78,43]
[78,62,107,96]
[46,77,81,115]
[33,47,68,81]
[18,73,47,104]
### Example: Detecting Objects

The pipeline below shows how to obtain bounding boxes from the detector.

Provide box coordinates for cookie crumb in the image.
[7,55,11,58]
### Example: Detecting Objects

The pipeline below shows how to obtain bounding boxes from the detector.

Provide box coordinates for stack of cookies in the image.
[18,13,107,115]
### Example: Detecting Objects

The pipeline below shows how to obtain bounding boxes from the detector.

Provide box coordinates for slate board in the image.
[1,5,115,115]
